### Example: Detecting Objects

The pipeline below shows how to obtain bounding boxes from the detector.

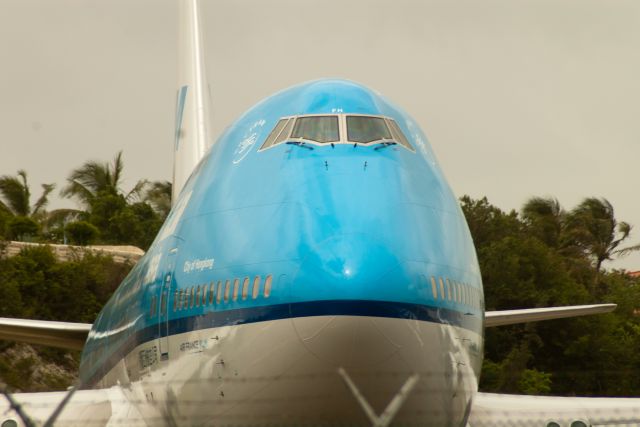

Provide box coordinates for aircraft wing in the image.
[484,304,617,327]
[0,317,91,350]
[468,392,640,426]
[0,387,147,427]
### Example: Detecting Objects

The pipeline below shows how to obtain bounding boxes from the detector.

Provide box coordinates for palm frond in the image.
[0,173,30,216]
[125,179,148,203]
[31,183,56,216]
[613,243,640,258]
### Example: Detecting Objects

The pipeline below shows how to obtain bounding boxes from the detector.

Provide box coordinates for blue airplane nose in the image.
[292,232,402,299]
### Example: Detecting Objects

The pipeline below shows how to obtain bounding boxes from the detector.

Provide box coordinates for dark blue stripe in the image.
[80,300,482,387]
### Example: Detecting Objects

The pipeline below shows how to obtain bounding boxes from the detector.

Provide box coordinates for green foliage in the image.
[464,195,640,397]
[0,246,131,323]
[7,216,40,241]
[65,220,100,245]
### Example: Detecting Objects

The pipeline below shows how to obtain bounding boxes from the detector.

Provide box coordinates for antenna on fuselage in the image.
[172,0,212,205]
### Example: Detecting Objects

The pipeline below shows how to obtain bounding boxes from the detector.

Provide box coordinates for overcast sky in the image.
[1,0,639,271]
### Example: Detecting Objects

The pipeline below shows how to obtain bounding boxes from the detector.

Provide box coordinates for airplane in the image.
[0,1,638,426]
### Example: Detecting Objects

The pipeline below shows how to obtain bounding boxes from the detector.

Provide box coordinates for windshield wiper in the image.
[286,141,314,150]
[373,141,397,151]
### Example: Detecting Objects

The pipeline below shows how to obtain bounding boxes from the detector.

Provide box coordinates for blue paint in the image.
[79,79,484,386]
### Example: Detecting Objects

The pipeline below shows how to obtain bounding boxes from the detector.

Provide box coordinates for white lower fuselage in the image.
[96,315,482,426]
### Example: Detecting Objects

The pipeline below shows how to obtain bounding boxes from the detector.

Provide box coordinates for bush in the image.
[7,216,39,241]
[65,221,99,246]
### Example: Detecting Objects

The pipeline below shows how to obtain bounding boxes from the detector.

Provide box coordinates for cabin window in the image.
[202,284,207,306]
[183,289,190,309]
[232,278,240,301]
[160,293,167,314]
[190,286,195,308]
[150,296,156,317]
[431,276,438,299]
[242,277,250,300]
[173,291,179,311]
[224,280,230,302]
[195,286,201,307]
[209,281,215,305]
[346,116,392,143]
[264,275,273,298]
[439,278,445,300]
[447,279,454,302]
[456,282,462,303]
[216,281,223,304]
[252,276,261,299]
[290,116,339,143]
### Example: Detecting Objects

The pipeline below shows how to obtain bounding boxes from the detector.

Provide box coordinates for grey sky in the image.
[1,0,639,270]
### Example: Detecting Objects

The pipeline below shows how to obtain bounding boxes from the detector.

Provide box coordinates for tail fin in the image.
[173,0,212,204]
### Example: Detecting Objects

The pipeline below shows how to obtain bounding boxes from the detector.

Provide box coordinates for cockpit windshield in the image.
[290,116,339,143]
[346,116,392,143]
[258,114,415,152]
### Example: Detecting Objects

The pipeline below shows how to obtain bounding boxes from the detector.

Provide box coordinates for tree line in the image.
[0,152,171,250]
[462,196,640,396]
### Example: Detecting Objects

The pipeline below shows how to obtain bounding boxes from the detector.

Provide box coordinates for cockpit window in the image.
[259,114,414,152]
[385,119,414,151]
[346,116,392,143]
[290,116,339,143]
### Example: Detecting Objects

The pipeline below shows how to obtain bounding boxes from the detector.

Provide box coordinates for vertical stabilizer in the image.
[173,0,212,204]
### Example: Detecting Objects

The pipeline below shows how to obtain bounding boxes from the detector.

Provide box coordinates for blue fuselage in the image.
[78,80,484,424]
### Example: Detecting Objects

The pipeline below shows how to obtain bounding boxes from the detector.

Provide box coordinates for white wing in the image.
[485,304,616,327]
[0,318,91,350]
[469,392,640,426]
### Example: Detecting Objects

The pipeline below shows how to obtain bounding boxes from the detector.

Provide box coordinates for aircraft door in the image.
[158,248,176,361]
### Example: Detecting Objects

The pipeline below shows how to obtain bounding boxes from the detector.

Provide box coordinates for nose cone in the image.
[292,233,401,299]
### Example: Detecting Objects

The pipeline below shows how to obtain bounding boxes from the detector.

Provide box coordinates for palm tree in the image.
[0,170,55,219]
[521,197,566,248]
[144,181,172,218]
[566,197,640,273]
[61,151,147,209]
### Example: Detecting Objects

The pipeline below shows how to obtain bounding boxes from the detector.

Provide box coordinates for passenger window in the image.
[431,276,438,299]
[150,296,156,317]
[446,280,452,300]
[190,286,195,308]
[456,282,462,303]
[439,278,445,299]
[232,279,240,301]
[447,279,454,301]
[173,291,179,312]
[252,276,261,299]
[346,116,391,143]
[290,116,339,143]
[242,277,250,300]
[224,280,230,302]
[195,285,201,307]
[183,289,189,309]
[209,282,215,305]
[160,293,167,314]
[264,275,273,298]
[202,284,207,306]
